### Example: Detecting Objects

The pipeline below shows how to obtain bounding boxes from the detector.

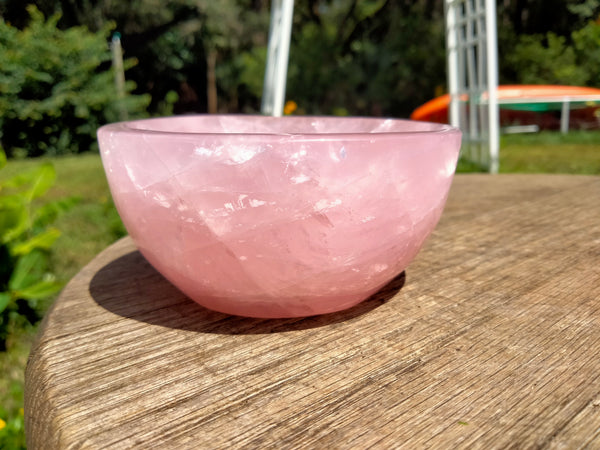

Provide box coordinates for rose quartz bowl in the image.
[97,115,461,318]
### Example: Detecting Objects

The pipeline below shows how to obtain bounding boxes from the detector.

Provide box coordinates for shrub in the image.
[0,5,150,158]
[506,19,600,87]
[0,406,25,450]
[572,20,600,85]
[0,148,77,350]
[507,33,589,86]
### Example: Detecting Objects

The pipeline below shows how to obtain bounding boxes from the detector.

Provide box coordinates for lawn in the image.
[457,130,600,174]
[499,131,600,174]
[0,130,599,447]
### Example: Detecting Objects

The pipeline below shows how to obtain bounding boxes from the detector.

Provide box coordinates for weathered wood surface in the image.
[26,174,600,449]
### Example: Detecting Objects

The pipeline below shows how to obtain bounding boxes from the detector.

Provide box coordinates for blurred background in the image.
[0,1,599,447]
[1,0,599,159]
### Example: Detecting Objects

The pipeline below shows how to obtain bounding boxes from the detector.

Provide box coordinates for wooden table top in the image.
[25,174,600,449]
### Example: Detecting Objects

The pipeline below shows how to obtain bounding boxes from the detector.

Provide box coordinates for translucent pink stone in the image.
[97,115,461,318]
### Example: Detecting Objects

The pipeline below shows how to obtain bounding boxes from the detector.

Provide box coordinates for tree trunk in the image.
[207,48,218,114]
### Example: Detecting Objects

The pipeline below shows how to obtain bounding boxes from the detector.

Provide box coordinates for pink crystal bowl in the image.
[97,115,461,318]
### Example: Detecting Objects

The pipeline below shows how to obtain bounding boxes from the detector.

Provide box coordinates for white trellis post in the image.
[445,0,499,173]
[261,0,295,117]
[111,32,127,120]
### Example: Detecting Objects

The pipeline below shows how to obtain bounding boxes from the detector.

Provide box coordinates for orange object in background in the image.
[411,85,600,130]
[411,94,451,123]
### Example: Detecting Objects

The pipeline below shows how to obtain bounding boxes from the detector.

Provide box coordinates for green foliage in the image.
[0,148,77,350]
[0,5,150,158]
[568,0,600,20]
[572,20,600,85]
[282,1,446,116]
[1,0,599,119]
[508,32,589,85]
[0,318,30,450]
[501,2,600,88]
[235,47,268,101]
[0,405,26,450]
[25,0,269,114]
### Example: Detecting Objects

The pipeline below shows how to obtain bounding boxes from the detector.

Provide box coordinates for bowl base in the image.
[187,292,375,319]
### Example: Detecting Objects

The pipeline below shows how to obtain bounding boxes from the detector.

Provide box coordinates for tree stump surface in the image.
[25,174,600,449]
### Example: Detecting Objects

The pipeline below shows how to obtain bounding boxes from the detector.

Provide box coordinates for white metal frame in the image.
[261,0,295,116]
[445,0,499,173]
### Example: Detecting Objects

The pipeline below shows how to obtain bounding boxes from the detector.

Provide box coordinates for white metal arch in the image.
[445,0,500,173]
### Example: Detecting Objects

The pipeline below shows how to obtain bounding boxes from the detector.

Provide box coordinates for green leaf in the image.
[0,195,28,243]
[12,228,61,256]
[0,147,6,170]
[28,163,56,200]
[14,280,62,300]
[356,0,388,21]
[0,292,10,313]
[2,170,38,190]
[33,196,80,229]
[2,163,56,200]
[8,250,46,291]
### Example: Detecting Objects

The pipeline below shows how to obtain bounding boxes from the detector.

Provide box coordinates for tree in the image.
[0,6,150,157]
[283,0,447,116]
[2,0,597,121]
[497,0,600,86]
[6,0,270,114]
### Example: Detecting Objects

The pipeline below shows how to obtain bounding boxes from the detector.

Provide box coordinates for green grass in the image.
[498,131,600,174]
[457,130,600,174]
[0,130,599,447]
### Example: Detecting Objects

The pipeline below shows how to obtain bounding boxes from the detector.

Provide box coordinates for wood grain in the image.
[25,174,600,449]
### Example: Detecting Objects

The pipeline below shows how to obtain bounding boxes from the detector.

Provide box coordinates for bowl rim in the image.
[98,114,461,139]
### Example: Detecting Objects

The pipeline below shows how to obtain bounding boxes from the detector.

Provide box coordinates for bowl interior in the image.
[113,115,456,136]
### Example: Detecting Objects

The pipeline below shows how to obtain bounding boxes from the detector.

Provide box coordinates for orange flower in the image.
[283,100,298,115]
